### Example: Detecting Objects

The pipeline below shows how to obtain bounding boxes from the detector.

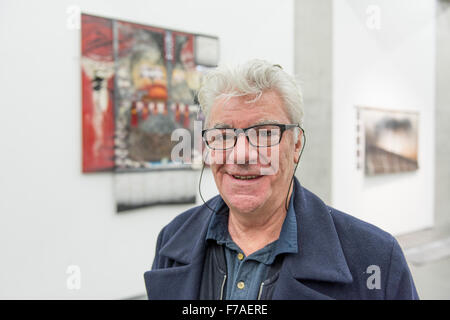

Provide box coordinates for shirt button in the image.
[237,281,245,290]
[237,253,244,260]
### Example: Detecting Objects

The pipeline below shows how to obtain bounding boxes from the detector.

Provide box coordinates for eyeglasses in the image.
[202,123,300,150]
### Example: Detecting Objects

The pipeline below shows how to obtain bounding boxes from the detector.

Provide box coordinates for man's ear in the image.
[293,128,303,163]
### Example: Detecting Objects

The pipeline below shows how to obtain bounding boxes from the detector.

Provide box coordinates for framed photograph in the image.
[358,106,419,175]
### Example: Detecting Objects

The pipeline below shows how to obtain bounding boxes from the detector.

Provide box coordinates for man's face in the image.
[207,90,302,215]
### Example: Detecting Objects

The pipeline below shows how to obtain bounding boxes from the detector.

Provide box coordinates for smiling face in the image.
[207,89,302,216]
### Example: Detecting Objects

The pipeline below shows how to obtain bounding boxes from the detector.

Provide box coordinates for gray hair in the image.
[197,59,304,128]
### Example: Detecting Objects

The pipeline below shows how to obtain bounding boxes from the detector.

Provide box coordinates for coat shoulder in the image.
[330,207,395,248]
[301,186,395,251]
[162,205,200,235]
[156,197,218,246]
[328,206,397,277]
[327,206,418,299]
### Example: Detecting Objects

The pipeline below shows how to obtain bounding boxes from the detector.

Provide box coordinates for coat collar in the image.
[158,199,216,265]
[144,199,216,300]
[281,178,353,284]
[148,178,353,299]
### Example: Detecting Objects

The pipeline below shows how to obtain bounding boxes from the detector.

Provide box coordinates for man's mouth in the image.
[231,175,262,180]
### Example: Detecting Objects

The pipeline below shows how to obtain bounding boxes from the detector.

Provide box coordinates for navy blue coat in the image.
[144,178,419,300]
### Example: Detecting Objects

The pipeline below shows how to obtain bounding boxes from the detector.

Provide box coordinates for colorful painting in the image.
[359,107,419,175]
[81,14,216,173]
[80,14,218,212]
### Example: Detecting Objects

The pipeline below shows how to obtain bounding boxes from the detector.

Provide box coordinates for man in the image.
[144,59,418,300]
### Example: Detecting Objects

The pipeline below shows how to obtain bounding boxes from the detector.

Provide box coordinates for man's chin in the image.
[225,195,265,215]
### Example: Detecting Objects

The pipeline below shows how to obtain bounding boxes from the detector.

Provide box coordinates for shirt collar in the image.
[272,191,298,260]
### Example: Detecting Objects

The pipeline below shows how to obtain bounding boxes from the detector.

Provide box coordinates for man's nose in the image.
[230,133,258,165]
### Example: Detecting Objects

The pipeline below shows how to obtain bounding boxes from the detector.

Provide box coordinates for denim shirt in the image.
[205,192,298,300]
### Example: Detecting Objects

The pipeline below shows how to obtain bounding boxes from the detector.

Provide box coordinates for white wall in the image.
[435,0,450,227]
[0,0,294,299]
[294,0,333,204]
[332,0,435,235]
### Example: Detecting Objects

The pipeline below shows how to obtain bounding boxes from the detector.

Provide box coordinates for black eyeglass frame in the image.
[202,123,302,150]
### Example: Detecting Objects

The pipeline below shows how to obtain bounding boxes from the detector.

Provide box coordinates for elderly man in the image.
[144,60,418,300]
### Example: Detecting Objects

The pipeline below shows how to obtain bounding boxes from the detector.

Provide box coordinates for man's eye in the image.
[213,132,233,141]
[258,130,272,137]
[221,133,234,140]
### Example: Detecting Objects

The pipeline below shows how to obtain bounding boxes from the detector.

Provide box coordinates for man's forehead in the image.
[206,90,290,127]
[211,119,282,128]
[214,90,281,106]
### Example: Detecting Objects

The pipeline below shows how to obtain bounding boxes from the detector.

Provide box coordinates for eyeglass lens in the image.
[204,125,282,149]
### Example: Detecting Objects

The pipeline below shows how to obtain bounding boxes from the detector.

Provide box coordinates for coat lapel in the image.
[272,179,353,300]
[144,199,218,300]
[144,262,203,299]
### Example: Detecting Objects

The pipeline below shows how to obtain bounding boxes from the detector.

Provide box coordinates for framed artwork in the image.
[81,13,218,173]
[80,14,219,212]
[357,106,419,175]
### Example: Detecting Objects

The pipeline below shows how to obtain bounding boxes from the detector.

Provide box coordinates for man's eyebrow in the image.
[210,119,281,129]
[253,119,282,125]
[212,122,232,129]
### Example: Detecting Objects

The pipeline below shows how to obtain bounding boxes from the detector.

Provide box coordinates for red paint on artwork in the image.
[184,107,190,129]
[81,14,115,172]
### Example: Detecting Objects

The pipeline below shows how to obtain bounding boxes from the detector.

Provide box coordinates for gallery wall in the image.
[0,0,294,298]
[294,0,333,204]
[332,0,436,235]
[435,0,450,227]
